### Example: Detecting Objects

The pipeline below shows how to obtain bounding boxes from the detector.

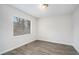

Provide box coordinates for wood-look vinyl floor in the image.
[2,40,79,55]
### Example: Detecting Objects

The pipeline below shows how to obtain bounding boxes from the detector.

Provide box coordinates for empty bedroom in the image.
[0,4,79,55]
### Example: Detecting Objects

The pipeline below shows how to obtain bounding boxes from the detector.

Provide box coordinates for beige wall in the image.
[0,5,37,54]
[72,5,79,53]
[38,15,73,45]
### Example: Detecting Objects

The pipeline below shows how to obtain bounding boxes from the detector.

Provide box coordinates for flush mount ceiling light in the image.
[40,4,48,10]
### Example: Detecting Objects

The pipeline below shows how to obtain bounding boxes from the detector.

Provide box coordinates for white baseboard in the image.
[38,37,72,46]
[0,39,35,55]
[73,45,79,53]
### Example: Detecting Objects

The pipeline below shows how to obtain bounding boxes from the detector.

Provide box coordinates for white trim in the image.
[37,37,72,46]
[73,45,79,53]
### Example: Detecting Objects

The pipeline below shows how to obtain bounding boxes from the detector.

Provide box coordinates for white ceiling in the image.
[11,4,78,18]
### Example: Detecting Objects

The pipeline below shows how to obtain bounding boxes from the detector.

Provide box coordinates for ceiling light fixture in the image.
[40,4,48,10]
